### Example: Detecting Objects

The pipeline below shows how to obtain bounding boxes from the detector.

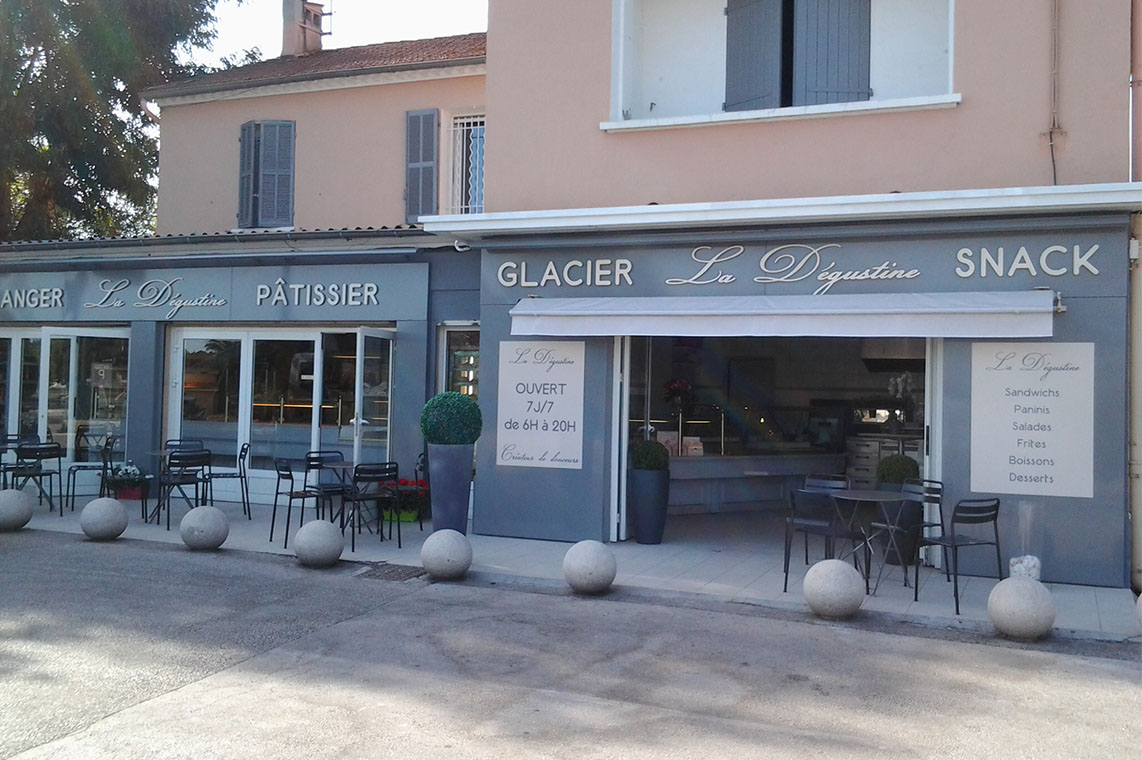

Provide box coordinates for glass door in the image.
[353,328,393,463]
[316,332,356,463]
[168,326,395,477]
[179,338,242,468]
[40,329,129,461]
[18,337,40,439]
[0,338,9,438]
[249,337,317,470]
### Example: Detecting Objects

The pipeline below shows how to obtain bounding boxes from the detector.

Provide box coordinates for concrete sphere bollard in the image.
[293,520,344,568]
[988,576,1056,640]
[802,559,865,619]
[563,540,618,594]
[0,488,35,531]
[79,497,128,541]
[420,529,473,580]
[179,506,229,550]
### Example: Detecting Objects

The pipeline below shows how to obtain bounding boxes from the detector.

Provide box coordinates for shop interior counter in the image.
[665,450,845,513]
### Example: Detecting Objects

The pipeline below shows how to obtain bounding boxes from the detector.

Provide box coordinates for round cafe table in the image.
[829,488,916,593]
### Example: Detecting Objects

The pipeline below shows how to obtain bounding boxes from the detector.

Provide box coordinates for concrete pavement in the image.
[1,530,1139,759]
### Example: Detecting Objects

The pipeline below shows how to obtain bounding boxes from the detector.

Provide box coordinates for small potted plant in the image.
[107,461,145,500]
[876,454,919,489]
[390,478,430,524]
[420,392,482,534]
[628,438,670,544]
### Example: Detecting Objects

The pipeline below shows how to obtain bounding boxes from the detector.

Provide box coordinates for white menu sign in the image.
[497,341,585,469]
[970,342,1094,497]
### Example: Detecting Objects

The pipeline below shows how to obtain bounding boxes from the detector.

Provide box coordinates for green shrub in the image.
[420,392,482,445]
[629,438,670,471]
[876,454,920,484]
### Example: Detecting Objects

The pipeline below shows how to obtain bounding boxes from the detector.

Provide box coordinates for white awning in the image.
[508,291,1056,338]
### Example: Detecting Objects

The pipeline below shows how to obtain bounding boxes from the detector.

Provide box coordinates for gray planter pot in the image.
[628,468,669,544]
[427,443,474,534]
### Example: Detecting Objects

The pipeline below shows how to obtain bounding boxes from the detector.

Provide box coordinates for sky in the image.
[197,0,489,66]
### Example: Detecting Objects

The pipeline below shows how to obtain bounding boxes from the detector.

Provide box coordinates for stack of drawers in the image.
[846,436,924,487]
[845,438,879,487]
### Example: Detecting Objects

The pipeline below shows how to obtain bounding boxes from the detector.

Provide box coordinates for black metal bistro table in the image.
[829,488,918,593]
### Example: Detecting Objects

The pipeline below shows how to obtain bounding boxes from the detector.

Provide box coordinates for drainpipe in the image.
[1130,216,1142,593]
[1131,5,1142,593]
[1046,0,1064,185]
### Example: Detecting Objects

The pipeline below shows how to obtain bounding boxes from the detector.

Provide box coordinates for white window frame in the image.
[449,114,485,214]
[606,0,957,132]
[436,322,480,397]
[167,326,394,492]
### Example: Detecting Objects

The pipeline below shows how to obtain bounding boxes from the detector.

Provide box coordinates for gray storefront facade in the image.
[470,212,1131,588]
[0,234,479,501]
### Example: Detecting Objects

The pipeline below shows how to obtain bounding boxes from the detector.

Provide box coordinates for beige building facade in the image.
[482,0,1131,211]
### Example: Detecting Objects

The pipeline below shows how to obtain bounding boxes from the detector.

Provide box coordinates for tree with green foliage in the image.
[0,0,251,242]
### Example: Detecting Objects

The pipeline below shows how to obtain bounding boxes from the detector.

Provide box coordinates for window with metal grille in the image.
[450,115,485,214]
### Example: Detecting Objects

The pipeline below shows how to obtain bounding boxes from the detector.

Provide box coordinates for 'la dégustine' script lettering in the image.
[84,278,228,319]
[665,244,920,295]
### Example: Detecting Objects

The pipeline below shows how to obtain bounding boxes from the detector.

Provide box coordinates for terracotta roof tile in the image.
[147,32,485,99]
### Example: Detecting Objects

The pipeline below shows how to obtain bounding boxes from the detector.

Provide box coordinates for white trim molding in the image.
[422,183,1142,239]
[152,63,486,107]
[601,94,962,133]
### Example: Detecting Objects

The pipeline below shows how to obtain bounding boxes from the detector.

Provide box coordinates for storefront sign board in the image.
[0,262,428,322]
[970,342,1094,498]
[496,341,585,469]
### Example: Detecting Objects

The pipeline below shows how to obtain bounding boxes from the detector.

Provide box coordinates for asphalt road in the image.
[1,530,1138,759]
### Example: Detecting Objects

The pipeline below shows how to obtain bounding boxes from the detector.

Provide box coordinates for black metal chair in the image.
[782,488,868,594]
[270,459,318,549]
[154,448,212,530]
[12,441,64,515]
[903,478,947,578]
[205,442,251,519]
[164,438,205,452]
[803,473,850,492]
[0,432,23,486]
[913,497,1002,615]
[339,462,401,552]
[303,450,351,518]
[66,434,117,512]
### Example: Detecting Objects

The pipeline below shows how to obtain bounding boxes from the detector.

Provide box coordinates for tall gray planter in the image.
[428,443,474,534]
[628,468,669,544]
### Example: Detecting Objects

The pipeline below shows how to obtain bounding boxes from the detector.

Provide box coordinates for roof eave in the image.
[144,55,486,102]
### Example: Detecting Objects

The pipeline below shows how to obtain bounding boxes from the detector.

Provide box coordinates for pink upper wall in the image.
[1134,0,1142,182]
[155,75,485,235]
[484,0,1131,213]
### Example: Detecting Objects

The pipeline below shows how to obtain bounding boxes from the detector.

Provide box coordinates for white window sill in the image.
[600,93,962,133]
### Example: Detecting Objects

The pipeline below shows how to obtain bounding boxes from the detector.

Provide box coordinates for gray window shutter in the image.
[406,109,439,224]
[238,121,255,228]
[724,0,784,112]
[257,121,295,227]
[792,0,871,106]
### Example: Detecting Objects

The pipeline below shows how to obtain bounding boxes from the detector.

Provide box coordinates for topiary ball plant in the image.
[421,392,482,445]
[876,453,920,484]
[629,438,670,471]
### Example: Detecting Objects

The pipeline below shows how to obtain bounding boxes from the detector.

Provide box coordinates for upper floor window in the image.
[238,121,295,229]
[612,0,950,123]
[406,109,439,224]
[450,115,485,214]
